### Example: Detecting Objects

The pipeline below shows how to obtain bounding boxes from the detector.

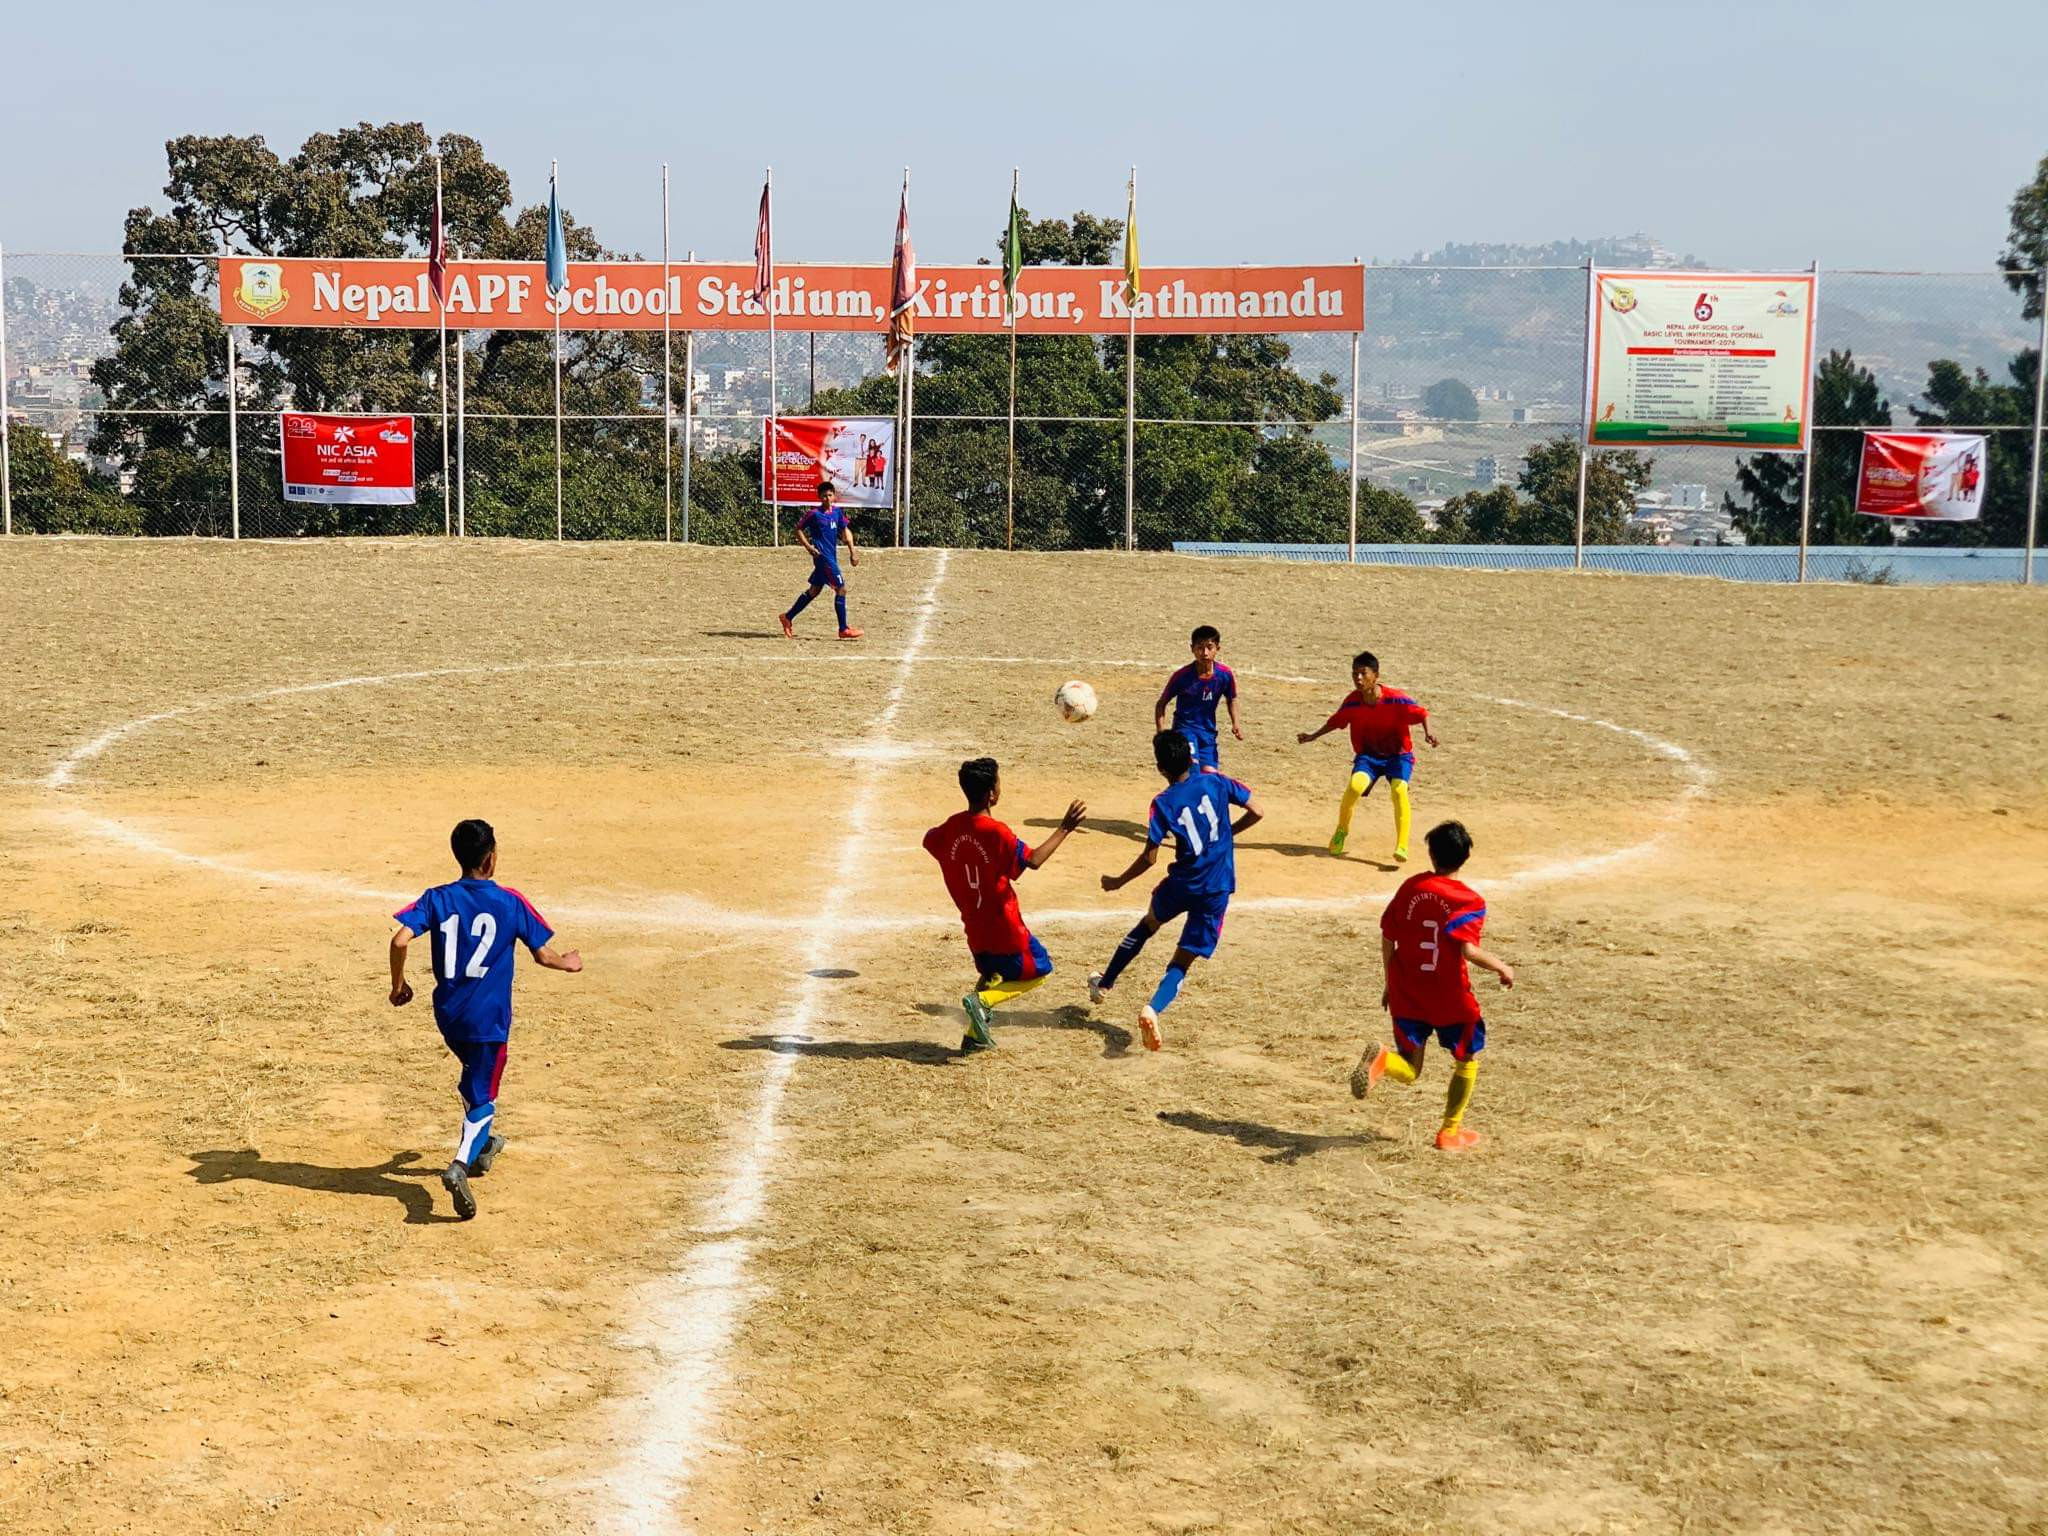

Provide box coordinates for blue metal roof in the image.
[1169,543,2034,585]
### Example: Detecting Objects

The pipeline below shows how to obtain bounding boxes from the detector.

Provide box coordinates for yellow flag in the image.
[1123,173,1140,307]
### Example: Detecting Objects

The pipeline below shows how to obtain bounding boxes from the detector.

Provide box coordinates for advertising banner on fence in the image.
[1856,431,1988,520]
[1587,271,1817,450]
[279,412,416,505]
[220,258,1363,336]
[763,417,896,507]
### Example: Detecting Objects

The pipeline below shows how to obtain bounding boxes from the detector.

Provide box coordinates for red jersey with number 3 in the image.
[923,810,1035,955]
[1380,871,1487,1026]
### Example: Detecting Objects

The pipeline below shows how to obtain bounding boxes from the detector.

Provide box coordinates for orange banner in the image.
[219,257,1362,334]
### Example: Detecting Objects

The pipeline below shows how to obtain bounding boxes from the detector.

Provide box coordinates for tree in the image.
[1421,378,1479,422]
[1430,437,1652,544]
[1997,150,2048,320]
[4,427,138,534]
[1724,349,1892,546]
[1899,353,2036,547]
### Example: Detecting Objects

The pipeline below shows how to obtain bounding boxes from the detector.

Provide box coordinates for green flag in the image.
[1123,172,1140,307]
[1003,173,1023,322]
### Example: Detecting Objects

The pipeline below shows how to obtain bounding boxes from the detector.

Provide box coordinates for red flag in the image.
[886,176,917,375]
[428,173,448,307]
[749,176,772,310]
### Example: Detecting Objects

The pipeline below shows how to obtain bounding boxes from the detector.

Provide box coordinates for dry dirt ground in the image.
[0,538,2044,1535]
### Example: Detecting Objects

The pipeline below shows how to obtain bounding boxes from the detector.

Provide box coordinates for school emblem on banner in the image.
[1607,285,1637,314]
[233,262,289,319]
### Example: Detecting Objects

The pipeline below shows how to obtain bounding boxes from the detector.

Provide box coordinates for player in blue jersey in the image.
[1154,624,1241,770]
[1088,731,1262,1050]
[779,480,863,640]
[389,819,583,1220]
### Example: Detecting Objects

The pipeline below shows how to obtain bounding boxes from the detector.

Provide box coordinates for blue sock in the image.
[1100,921,1150,990]
[1148,962,1190,1015]
[834,592,850,630]
[786,589,817,621]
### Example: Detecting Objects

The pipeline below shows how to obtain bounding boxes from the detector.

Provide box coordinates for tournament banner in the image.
[1855,432,1988,520]
[279,412,416,505]
[1587,271,1818,450]
[763,417,896,508]
[220,257,1364,336]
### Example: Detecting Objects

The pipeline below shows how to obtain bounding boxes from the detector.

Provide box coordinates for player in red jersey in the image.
[1350,820,1514,1151]
[923,757,1086,1053]
[1297,649,1438,862]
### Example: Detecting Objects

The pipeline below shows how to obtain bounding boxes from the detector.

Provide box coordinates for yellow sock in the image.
[976,973,1048,1010]
[1441,1059,1477,1133]
[1337,771,1369,833]
[1381,1049,1419,1085]
[1391,780,1412,854]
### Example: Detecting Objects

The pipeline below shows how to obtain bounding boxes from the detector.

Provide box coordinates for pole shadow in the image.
[1024,815,1149,844]
[913,1000,1132,1057]
[185,1148,459,1225]
[1155,1110,1394,1165]
[719,1033,960,1067]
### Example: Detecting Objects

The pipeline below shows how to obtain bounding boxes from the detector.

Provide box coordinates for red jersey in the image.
[1325,687,1429,757]
[923,810,1035,956]
[1380,871,1487,1026]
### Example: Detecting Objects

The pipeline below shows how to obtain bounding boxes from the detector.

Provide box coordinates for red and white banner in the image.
[763,417,895,507]
[279,412,417,505]
[1855,432,1988,520]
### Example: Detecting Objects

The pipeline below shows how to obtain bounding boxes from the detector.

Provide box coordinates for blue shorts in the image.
[808,557,845,591]
[1180,729,1220,770]
[971,934,1052,984]
[1150,882,1230,959]
[1393,1016,1485,1061]
[1352,749,1415,783]
[443,1035,510,1109]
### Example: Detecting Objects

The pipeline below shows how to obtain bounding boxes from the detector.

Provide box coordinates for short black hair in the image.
[1153,729,1193,779]
[1425,820,1472,873]
[817,479,836,497]
[1190,624,1221,647]
[1352,650,1380,674]
[451,818,496,872]
[958,757,999,808]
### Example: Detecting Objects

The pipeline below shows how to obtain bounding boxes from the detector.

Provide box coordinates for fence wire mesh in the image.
[3,251,2042,573]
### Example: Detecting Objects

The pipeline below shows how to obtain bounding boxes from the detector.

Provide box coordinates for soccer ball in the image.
[1054,680,1098,723]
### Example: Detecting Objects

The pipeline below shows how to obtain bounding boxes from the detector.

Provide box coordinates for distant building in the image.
[1670,482,1707,511]
[1473,454,1517,488]
[1511,405,1545,425]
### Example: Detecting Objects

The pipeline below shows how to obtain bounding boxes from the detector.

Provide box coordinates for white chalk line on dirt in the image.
[596,551,953,1534]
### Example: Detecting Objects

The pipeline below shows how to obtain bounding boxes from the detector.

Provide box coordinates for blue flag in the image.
[545,171,567,296]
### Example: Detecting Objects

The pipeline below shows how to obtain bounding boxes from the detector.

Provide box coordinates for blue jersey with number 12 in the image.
[1146,772,1253,898]
[393,878,554,1043]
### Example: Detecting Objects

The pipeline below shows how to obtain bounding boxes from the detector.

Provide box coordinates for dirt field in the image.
[1,538,2044,1535]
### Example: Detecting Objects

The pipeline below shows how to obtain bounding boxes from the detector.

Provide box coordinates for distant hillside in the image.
[1376,234,1709,269]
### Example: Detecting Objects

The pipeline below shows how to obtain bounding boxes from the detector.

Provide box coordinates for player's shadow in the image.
[1025,815,1148,843]
[1236,840,1402,871]
[184,1148,459,1225]
[719,1033,960,1067]
[698,629,786,642]
[1155,1111,1392,1165]
[913,1001,1132,1057]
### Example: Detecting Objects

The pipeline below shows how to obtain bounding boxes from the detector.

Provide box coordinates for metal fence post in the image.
[2027,267,2046,586]
[662,163,672,543]
[1796,260,1820,583]
[225,319,241,540]
[1348,317,1361,564]
[1573,259,1593,570]
[902,343,915,546]
[0,242,12,536]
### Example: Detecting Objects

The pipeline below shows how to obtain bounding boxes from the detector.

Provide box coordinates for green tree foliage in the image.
[1724,350,1893,546]
[1431,437,1653,544]
[1997,150,2048,320]
[1896,354,2037,548]
[4,427,138,533]
[1421,378,1479,422]
[89,123,662,537]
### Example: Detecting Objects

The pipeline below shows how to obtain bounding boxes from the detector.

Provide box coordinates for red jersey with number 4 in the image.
[1380,871,1487,1026]
[1326,688,1428,756]
[923,810,1035,955]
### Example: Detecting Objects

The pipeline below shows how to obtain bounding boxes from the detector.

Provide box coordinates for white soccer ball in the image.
[1054,680,1098,723]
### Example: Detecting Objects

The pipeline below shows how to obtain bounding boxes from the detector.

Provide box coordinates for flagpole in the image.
[1007,166,1019,553]
[662,162,672,543]
[901,169,914,546]
[455,259,466,537]
[436,153,450,537]
[765,165,778,549]
[683,247,696,544]
[1124,165,1137,554]
[552,158,564,542]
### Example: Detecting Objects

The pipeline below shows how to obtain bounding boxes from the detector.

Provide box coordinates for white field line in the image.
[596,551,952,1533]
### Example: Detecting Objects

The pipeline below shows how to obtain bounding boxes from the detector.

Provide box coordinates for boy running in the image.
[1297,649,1438,862]
[1155,624,1242,770]
[1089,731,1263,1051]
[923,758,1087,1053]
[389,819,583,1220]
[780,479,862,640]
[1351,820,1513,1151]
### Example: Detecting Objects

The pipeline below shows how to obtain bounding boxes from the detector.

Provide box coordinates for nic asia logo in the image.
[232,262,289,319]
[1764,289,1803,317]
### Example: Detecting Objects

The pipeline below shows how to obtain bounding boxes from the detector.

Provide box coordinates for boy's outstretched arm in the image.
[1024,800,1088,869]
[1296,720,1337,745]
[1460,939,1513,988]
[1231,795,1264,836]
[534,943,584,974]
[1101,842,1161,892]
[389,925,417,1006]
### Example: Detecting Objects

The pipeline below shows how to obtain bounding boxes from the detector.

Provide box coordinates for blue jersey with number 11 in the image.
[1147,772,1252,898]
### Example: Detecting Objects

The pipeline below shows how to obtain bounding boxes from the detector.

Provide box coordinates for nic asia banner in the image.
[221,258,1363,336]
[279,412,416,505]
[1587,271,1818,450]
[1856,432,1988,521]
[764,417,896,508]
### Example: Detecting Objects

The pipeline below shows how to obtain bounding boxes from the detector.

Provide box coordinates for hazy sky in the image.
[4,0,2044,268]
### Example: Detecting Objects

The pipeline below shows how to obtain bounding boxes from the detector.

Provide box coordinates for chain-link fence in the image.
[4,251,2043,579]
